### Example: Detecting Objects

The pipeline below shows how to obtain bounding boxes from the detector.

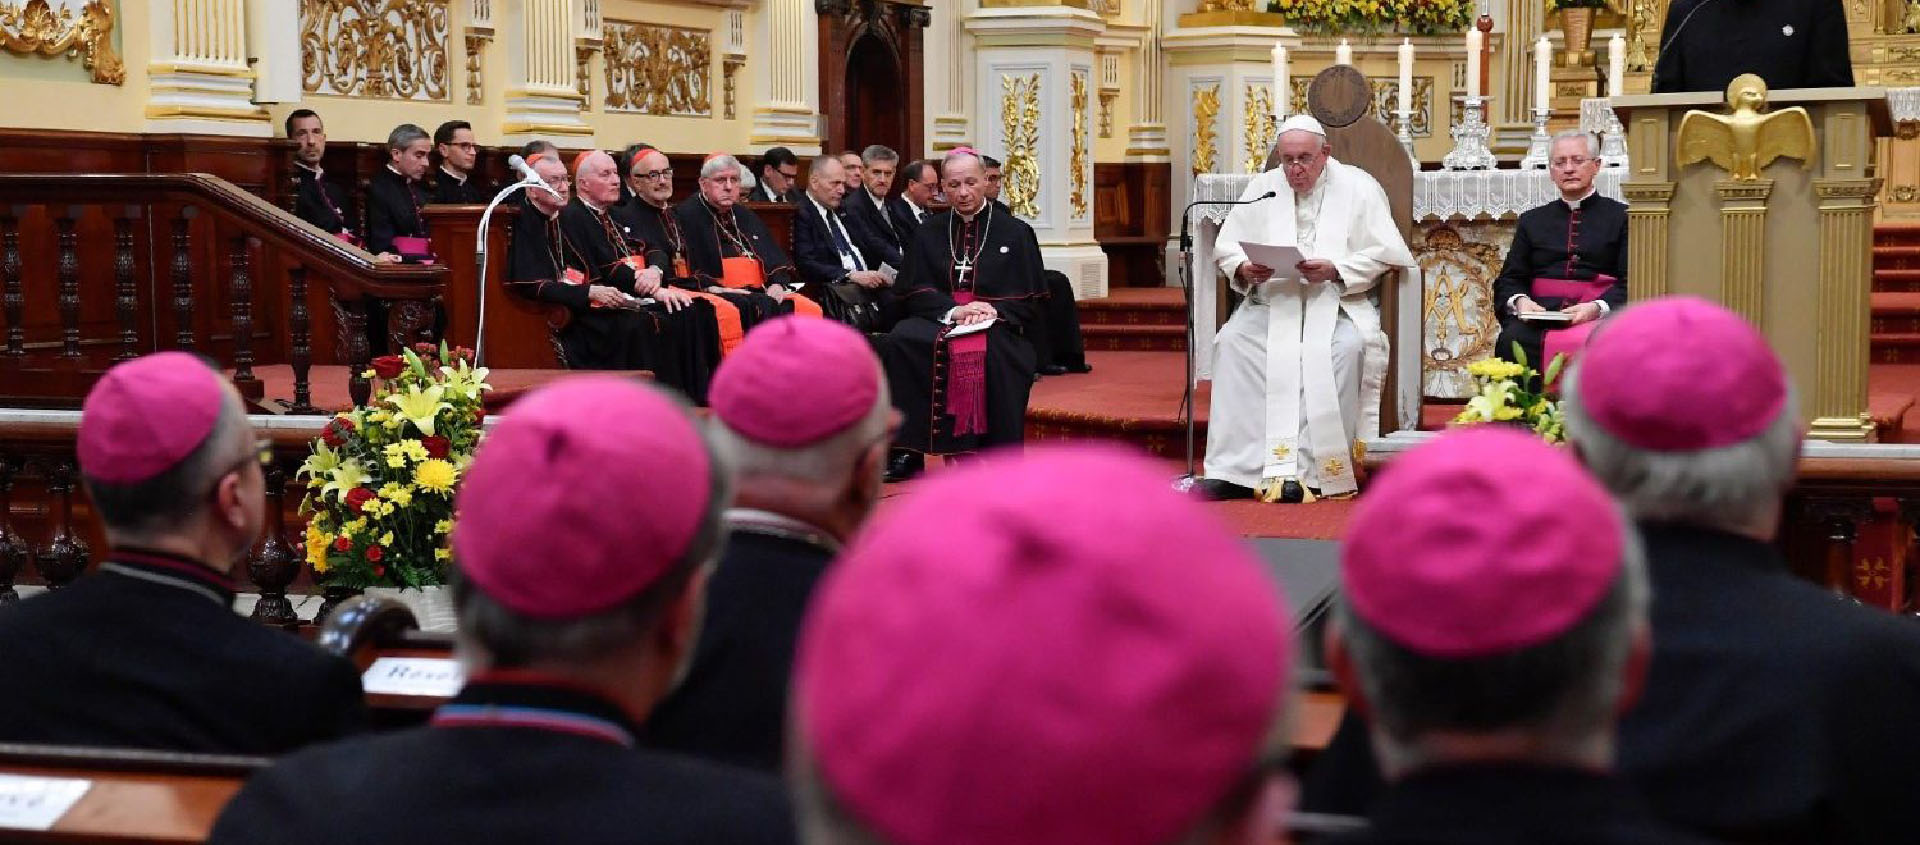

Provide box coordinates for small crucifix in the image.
[954,259,974,288]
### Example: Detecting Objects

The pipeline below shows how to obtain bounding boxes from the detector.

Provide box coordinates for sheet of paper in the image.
[362,657,466,698]
[943,316,996,337]
[878,263,900,283]
[0,776,91,831]
[1239,241,1307,274]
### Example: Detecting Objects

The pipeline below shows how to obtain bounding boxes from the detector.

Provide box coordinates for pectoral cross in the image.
[954,259,974,289]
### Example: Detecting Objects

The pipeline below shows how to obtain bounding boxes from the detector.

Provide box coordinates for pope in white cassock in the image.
[1196,115,1414,503]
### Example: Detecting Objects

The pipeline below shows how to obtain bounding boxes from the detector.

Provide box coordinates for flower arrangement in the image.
[1267,0,1475,35]
[1452,344,1567,443]
[299,342,490,589]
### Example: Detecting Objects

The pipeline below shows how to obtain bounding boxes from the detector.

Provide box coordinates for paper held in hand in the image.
[1238,242,1308,277]
[1518,310,1575,323]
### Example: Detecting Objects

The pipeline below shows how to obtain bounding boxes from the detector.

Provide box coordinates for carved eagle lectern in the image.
[1676,74,1817,182]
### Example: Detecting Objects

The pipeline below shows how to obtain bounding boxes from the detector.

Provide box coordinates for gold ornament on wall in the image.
[1070,70,1090,219]
[603,21,711,117]
[302,0,451,101]
[1244,85,1276,174]
[1193,83,1221,177]
[463,32,488,105]
[0,0,124,84]
[1002,72,1043,219]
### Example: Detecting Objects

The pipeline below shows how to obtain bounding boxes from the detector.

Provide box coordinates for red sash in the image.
[720,256,764,289]
[945,291,989,437]
[1533,275,1615,389]
[392,236,434,262]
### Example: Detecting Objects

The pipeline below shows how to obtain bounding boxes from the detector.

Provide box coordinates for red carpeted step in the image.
[1082,323,1188,352]
[1875,222,1920,249]
[1871,292,1920,334]
[1876,268,1920,294]
[1078,288,1189,328]
[1872,334,1920,364]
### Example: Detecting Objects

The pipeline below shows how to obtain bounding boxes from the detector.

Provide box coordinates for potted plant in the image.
[298,342,490,630]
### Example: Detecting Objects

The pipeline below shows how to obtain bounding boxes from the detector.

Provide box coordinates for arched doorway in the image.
[844,34,906,159]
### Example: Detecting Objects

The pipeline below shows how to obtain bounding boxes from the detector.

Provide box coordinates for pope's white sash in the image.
[1259,166,1361,495]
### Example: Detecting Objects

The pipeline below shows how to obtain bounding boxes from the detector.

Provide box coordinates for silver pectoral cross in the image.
[955,260,974,287]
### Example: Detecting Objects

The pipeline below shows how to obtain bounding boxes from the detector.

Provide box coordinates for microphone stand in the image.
[1174,191,1277,491]
[473,178,562,368]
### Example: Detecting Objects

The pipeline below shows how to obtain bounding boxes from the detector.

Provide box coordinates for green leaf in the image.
[1543,352,1567,387]
[1510,340,1529,370]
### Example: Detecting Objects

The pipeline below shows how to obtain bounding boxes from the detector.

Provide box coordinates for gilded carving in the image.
[1244,85,1276,174]
[302,0,451,101]
[1626,0,1661,70]
[576,44,593,99]
[1417,224,1506,399]
[1099,90,1116,137]
[463,33,488,105]
[603,21,711,117]
[1070,70,1090,220]
[0,0,123,84]
[1195,0,1256,9]
[1678,74,1816,182]
[1372,78,1435,137]
[1893,184,1920,203]
[1002,72,1043,219]
[723,56,744,121]
[1193,83,1221,177]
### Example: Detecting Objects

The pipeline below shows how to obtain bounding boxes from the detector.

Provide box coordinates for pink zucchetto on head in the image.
[453,376,711,619]
[1343,427,1623,659]
[709,316,879,448]
[1574,296,1788,452]
[78,352,228,485]
[795,444,1291,845]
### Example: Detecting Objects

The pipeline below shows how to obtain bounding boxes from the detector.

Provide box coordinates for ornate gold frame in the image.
[0,0,125,85]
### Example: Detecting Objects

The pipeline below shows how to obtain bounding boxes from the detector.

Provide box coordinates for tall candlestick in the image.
[1608,32,1626,97]
[1465,29,1482,99]
[1397,38,1414,118]
[1273,43,1289,118]
[1335,39,1353,66]
[1535,35,1552,112]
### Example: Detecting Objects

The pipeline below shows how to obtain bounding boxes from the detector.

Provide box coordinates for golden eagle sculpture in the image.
[1676,74,1817,182]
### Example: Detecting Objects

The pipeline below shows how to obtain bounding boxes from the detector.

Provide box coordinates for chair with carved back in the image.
[1264,66,1420,435]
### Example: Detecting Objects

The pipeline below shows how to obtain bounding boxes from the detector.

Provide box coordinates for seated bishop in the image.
[674,154,822,331]
[1493,131,1627,382]
[1198,116,1414,503]
[876,150,1045,483]
[556,151,723,405]
[615,146,746,356]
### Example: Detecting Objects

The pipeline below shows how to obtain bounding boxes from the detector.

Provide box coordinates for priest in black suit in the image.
[559,151,722,404]
[675,154,820,330]
[1491,131,1627,379]
[877,151,1044,482]
[1652,0,1853,94]
[427,120,490,205]
[982,154,1090,376]
[0,353,365,755]
[845,145,903,254]
[209,377,794,845]
[886,158,939,245]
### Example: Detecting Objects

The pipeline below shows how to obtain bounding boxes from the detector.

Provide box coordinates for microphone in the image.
[507,153,564,201]
[1178,190,1277,253]
[1173,187,1280,487]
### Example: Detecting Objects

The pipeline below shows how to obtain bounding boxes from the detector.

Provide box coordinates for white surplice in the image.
[1205,159,1414,497]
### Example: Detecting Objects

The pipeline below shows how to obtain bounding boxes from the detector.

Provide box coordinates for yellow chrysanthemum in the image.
[379,531,395,546]
[433,519,454,535]
[434,548,452,561]
[305,523,330,574]
[415,459,458,494]
[344,517,367,536]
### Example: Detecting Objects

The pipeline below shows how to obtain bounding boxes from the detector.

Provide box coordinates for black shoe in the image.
[884,450,924,483]
[1276,480,1305,504]
[1038,364,1070,376]
[1067,362,1093,374]
[1194,478,1255,501]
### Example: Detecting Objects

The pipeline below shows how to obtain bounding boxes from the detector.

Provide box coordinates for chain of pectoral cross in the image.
[706,203,756,259]
[948,204,992,290]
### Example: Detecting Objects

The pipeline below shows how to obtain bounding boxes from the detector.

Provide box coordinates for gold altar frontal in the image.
[1614,83,1893,442]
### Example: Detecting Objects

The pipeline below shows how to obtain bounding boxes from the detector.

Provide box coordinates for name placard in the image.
[0,775,91,831]
[362,657,465,698]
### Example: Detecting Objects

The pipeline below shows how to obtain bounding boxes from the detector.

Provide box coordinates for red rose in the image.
[411,342,440,359]
[344,487,375,513]
[373,565,387,578]
[321,417,356,448]
[366,545,385,562]
[371,355,407,379]
[421,436,451,458]
[473,407,487,424]
[333,536,352,552]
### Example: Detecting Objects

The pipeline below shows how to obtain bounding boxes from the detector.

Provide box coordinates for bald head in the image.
[576,151,620,207]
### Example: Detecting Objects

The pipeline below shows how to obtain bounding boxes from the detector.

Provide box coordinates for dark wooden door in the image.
[845,35,906,160]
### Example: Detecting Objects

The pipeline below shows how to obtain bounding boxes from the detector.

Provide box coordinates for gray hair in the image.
[84,389,250,537]
[808,154,843,180]
[1334,518,1649,774]
[711,376,889,487]
[386,123,429,152]
[700,154,743,180]
[1562,365,1800,533]
[860,145,899,166]
[940,149,983,177]
[453,422,736,668]
[1551,130,1601,159]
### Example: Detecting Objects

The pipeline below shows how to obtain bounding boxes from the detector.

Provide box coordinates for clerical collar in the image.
[432,670,640,748]
[294,161,323,178]
[102,547,237,608]
[1562,189,1596,210]
[440,165,468,186]
[725,507,842,553]
[386,163,413,183]
[580,196,611,214]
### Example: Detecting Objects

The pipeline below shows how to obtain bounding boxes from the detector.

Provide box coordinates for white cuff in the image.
[1594,299,1611,315]
[1506,294,1527,313]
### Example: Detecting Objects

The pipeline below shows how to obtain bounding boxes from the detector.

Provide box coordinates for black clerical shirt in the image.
[1652,0,1853,94]
[293,164,357,238]
[1492,193,1628,318]
[429,166,490,205]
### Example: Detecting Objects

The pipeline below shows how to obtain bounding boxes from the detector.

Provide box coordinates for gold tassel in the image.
[1257,478,1287,503]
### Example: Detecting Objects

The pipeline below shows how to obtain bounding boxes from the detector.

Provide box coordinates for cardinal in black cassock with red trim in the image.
[878,151,1044,483]
[617,147,747,356]
[555,151,722,405]
[674,154,822,331]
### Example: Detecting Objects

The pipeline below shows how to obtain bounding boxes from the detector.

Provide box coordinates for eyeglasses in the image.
[1552,156,1595,168]
[1278,154,1320,170]
[223,439,273,477]
[630,169,672,181]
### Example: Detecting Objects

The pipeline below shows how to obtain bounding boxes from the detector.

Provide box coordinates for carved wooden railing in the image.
[0,173,446,410]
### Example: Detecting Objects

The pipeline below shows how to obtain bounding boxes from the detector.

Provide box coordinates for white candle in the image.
[1336,39,1353,67]
[1608,32,1626,97]
[1465,29,1482,100]
[1273,43,1289,119]
[1398,38,1414,117]
[1535,35,1552,113]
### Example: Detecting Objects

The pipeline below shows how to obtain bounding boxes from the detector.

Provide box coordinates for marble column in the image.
[146,0,271,135]
[750,0,822,154]
[928,0,976,152]
[501,0,593,145]
[1126,0,1169,161]
[968,3,1110,297]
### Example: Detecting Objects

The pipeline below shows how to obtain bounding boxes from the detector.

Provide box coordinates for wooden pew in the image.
[0,744,263,842]
[423,204,567,370]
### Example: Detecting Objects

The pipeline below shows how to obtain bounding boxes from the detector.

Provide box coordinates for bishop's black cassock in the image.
[674,197,812,331]
[1491,193,1628,372]
[1652,0,1853,94]
[366,166,432,258]
[557,199,723,404]
[429,167,490,205]
[292,164,360,243]
[881,203,1044,455]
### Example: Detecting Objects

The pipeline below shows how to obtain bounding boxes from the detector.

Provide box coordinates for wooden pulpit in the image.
[1613,83,1892,442]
